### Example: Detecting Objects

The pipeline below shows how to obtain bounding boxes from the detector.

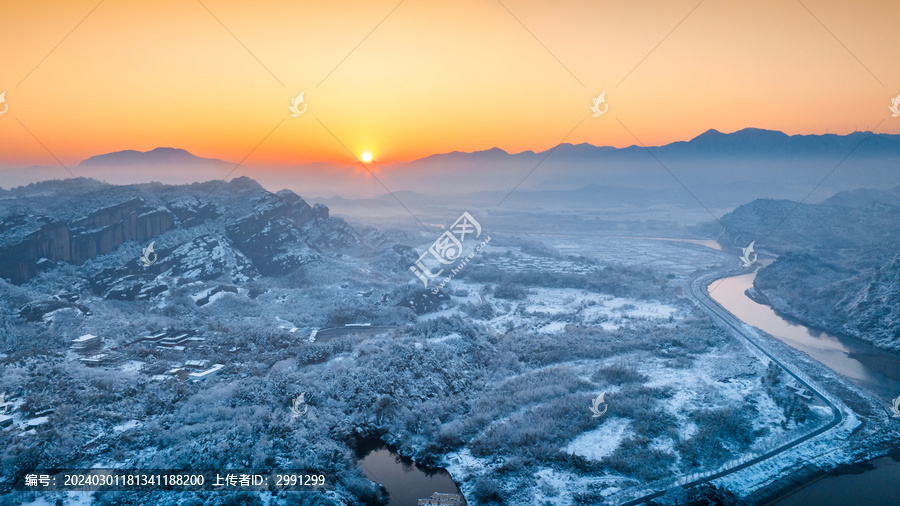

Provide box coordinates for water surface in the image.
[770,454,900,506]
[707,266,900,506]
[708,266,900,400]
[357,445,465,506]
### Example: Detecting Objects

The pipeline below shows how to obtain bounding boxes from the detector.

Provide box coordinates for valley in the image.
[0,178,897,505]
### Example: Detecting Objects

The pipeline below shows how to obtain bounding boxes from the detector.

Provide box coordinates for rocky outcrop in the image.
[0,177,363,289]
[225,192,319,277]
[0,198,175,283]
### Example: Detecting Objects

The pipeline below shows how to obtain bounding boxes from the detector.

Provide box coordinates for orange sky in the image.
[2,0,899,169]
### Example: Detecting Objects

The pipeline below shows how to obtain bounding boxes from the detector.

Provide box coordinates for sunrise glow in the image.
[0,0,897,170]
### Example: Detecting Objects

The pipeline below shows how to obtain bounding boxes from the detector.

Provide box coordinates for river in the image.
[707,262,900,505]
[707,261,900,402]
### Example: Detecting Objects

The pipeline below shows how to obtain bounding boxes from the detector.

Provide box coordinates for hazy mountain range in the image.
[0,128,900,223]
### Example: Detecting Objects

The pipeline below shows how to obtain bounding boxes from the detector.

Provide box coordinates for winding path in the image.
[621,262,844,505]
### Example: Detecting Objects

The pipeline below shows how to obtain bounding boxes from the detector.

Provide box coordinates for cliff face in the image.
[224,192,319,277]
[0,177,360,287]
[0,199,176,283]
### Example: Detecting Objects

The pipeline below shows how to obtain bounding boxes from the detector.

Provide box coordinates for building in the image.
[0,395,13,415]
[138,330,205,350]
[160,367,190,382]
[71,334,101,354]
[188,364,224,382]
[0,414,12,428]
[183,359,210,370]
[418,492,464,506]
[79,353,121,367]
[157,333,191,349]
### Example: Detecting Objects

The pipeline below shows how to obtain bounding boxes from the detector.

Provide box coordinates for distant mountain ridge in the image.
[3,128,900,203]
[78,147,228,168]
[383,127,900,199]
[400,127,900,166]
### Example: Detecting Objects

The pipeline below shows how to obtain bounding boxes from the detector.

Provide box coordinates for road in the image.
[621,262,844,505]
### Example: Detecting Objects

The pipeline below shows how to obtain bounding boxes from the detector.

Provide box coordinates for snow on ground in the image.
[713,408,862,497]
[25,416,49,428]
[533,236,722,274]
[275,316,300,333]
[533,468,575,505]
[326,353,353,364]
[475,287,681,334]
[190,286,214,302]
[578,295,677,326]
[119,360,143,373]
[442,448,489,483]
[528,467,639,506]
[427,332,462,343]
[40,307,81,323]
[206,290,233,305]
[417,307,459,322]
[642,351,801,453]
[446,281,483,303]
[113,419,141,432]
[538,321,567,334]
[564,417,631,461]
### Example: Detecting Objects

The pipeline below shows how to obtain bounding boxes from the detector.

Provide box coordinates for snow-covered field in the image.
[2,230,882,506]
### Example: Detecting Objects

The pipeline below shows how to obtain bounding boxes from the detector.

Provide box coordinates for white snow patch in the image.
[538,321,567,334]
[207,290,231,304]
[565,417,630,461]
[113,419,141,432]
[428,332,462,343]
[119,360,144,373]
[534,468,574,505]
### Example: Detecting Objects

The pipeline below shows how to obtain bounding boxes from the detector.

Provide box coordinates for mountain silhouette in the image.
[3,128,900,199]
[78,147,228,168]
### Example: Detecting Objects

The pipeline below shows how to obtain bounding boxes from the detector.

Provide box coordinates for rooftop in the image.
[188,363,224,379]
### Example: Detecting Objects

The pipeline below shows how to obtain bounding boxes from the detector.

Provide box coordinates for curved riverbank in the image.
[708,267,900,401]
[705,263,900,505]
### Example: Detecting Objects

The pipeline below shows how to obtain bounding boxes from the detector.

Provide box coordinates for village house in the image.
[188,363,225,382]
[71,334,101,354]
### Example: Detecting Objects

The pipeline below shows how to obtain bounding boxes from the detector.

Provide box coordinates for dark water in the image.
[357,444,465,506]
[769,453,900,506]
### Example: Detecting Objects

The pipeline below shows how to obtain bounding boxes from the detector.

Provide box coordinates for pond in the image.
[357,443,466,505]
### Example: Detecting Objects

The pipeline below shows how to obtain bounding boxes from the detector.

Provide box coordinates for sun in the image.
[360,152,373,163]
